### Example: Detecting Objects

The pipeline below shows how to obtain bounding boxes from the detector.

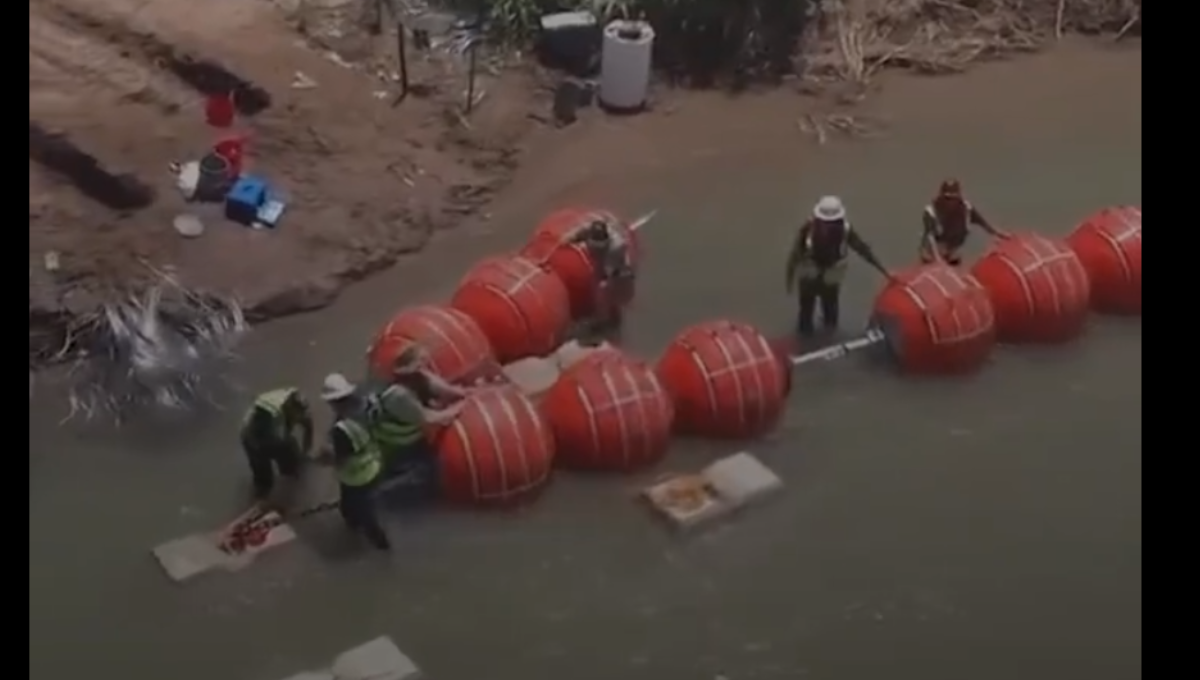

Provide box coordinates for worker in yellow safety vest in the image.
[365,345,469,498]
[318,373,390,552]
[785,196,894,338]
[240,387,314,504]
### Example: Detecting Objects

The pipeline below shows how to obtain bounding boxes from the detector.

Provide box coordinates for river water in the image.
[30,44,1141,680]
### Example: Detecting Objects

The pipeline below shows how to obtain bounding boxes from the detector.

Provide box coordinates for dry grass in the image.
[805,0,1141,86]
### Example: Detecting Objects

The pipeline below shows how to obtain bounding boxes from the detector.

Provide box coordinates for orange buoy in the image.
[971,233,1091,343]
[521,207,641,318]
[435,387,555,506]
[543,351,674,471]
[871,264,996,374]
[657,320,788,439]
[367,305,500,384]
[450,255,571,363]
[1066,206,1141,315]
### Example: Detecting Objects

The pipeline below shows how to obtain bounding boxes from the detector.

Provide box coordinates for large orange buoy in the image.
[657,320,788,439]
[971,233,1091,343]
[1066,206,1141,315]
[435,387,555,506]
[543,351,674,471]
[871,264,996,374]
[521,207,640,318]
[367,305,499,384]
[450,255,571,363]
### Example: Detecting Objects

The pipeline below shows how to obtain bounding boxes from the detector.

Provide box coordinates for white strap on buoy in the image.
[789,328,886,367]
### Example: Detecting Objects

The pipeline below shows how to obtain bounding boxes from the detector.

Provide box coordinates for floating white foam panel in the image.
[501,356,560,401]
[151,511,297,583]
[552,339,614,371]
[279,636,423,680]
[642,452,783,530]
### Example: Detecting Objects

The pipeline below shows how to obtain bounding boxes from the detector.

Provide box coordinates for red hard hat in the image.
[939,179,962,197]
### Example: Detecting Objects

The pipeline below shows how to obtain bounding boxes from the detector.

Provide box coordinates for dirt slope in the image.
[29,0,541,360]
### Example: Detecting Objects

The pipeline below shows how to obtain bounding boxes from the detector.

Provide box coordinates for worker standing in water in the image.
[240,387,314,505]
[920,179,1009,266]
[365,346,470,496]
[318,373,391,552]
[569,219,634,338]
[785,196,894,338]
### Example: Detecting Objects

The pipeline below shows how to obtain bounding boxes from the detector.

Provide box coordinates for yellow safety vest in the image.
[366,385,425,450]
[797,223,851,285]
[242,388,298,441]
[335,419,383,487]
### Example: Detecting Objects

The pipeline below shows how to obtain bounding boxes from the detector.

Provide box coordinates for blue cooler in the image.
[225,175,268,225]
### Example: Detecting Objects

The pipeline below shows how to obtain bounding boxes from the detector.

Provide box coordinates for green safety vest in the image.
[365,384,425,450]
[335,419,383,487]
[242,388,298,442]
[797,223,851,285]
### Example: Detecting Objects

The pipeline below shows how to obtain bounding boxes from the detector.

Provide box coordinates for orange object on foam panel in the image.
[521,207,641,318]
[367,305,500,385]
[656,320,789,440]
[543,351,674,472]
[971,233,1091,343]
[450,255,571,363]
[434,386,555,506]
[871,264,996,375]
[1066,206,1141,315]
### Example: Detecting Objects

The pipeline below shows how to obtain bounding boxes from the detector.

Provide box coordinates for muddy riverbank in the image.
[30,41,1140,680]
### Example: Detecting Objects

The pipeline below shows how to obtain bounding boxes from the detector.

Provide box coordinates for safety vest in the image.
[797,221,851,286]
[365,384,426,450]
[242,388,298,441]
[803,220,851,265]
[335,419,383,487]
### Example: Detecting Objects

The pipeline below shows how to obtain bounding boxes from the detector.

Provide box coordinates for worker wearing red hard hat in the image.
[920,179,1009,266]
[785,196,894,338]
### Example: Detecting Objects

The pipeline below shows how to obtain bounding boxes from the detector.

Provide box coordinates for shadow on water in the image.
[31,44,1140,680]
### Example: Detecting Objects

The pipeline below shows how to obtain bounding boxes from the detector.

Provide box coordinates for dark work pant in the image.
[797,278,841,336]
[382,438,441,504]
[242,436,301,499]
[339,481,391,551]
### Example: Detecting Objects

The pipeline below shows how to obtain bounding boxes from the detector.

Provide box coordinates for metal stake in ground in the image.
[392,21,410,106]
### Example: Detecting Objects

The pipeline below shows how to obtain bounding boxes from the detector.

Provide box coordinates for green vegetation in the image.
[463,1,1140,88]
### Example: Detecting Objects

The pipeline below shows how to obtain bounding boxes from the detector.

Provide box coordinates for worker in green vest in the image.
[240,387,314,503]
[365,345,468,496]
[319,373,390,551]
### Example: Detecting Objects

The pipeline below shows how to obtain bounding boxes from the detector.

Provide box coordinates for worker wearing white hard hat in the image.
[318,372,391,551]
[784,195,896,337]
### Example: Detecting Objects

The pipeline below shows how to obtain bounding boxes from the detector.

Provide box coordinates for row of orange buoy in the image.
[366,207,649,507]
[362,204,1140,509]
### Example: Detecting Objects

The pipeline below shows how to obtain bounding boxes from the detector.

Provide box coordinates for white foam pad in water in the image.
[552,339,615,371]
[642,452,783,530]
[332,637,423,680]
[703,452,784,507]
[151,513,297,583]
[277,637,422,680]
[501,357,560,400]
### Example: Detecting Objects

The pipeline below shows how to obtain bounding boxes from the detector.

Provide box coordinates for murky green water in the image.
[30,45,1141,680]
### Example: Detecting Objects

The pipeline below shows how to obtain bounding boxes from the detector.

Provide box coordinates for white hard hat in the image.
[320,373,357,402]
[813,195,846,222]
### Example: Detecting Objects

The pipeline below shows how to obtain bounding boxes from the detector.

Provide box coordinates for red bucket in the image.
[205,93,235,128]
[214,137,246,176]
